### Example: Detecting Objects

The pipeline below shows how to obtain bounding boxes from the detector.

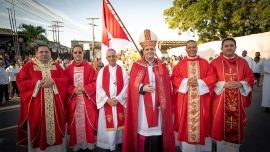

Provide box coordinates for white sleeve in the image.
[177,78,189,93]
[96,68,109,109]
[214,81,225,95]
[52,83,58,94]
[197,79,210,95]
[116,67,129,107]
[239,81,252,96]
[32,80,41,97]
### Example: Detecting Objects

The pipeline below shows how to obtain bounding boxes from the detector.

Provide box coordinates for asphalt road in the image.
[0,86,269,152]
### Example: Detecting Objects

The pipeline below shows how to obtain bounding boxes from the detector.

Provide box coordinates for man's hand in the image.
[41,77,54,88]
[188,77,198,87]
[74,86,84,95]
[231,81,243,89]
[224,81,242,89]
[143,84,155,93]
[107,98,118,106]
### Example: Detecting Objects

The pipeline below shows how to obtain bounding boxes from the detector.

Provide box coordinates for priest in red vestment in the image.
[210,38,254,152]
[122,29,175,152]
[171,40,216,152]
[16,45,68,151]
[65,45,98,151]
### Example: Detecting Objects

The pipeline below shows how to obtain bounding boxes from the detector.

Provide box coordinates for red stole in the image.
[223,60,240,143]
[142,68,159,128]
[102,65,125,131]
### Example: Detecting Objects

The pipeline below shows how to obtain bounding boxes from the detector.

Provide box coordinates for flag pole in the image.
[105,0,141,56]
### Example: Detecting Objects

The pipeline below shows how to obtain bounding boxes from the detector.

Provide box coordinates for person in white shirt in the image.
[262,58,270,112]
[6,62,21,99]
[0,60,9,104]
[251,57,263,87]
[241,50,253,68]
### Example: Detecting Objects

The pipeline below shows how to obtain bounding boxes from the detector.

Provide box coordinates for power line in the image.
[4,0,91,37]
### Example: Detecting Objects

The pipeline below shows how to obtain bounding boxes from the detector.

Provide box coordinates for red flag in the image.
[102,0,130,64]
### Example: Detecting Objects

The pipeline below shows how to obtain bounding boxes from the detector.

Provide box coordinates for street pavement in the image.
[0,86,269,152]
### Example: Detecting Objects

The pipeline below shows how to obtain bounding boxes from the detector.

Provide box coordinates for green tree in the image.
[163,0,270,43]
[19,23,49,54]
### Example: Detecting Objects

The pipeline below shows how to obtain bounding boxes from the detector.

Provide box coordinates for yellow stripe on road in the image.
[0,125,18,132]
[0,105,20,111]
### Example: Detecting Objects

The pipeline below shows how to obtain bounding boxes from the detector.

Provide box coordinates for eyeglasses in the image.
[73,51,82,54]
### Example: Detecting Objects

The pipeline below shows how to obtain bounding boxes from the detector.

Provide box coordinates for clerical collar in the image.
[223,55,235,59]
[187,55,198,59]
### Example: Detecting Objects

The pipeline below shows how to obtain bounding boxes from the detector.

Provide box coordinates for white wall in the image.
[169,32,270,62]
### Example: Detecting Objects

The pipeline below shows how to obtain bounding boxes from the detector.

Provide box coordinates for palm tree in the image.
[19,23,49,54]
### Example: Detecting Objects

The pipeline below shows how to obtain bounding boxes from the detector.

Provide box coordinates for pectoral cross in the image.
[226,116,237,129]
[225,68,237,81]
[113,81,117,85]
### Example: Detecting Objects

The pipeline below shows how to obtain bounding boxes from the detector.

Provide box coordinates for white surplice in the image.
[241,56,253,69]
[138,65,162,136]
[96,65,128,151]
[262,58,270,108]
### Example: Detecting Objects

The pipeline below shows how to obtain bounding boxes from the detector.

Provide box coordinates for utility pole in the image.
[52,21,63,58]
[48,24,56,42]
[86,18,99,60]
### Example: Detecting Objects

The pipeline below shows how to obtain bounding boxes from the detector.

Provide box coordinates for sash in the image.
[102,65,125,131]
[142,67,159,128]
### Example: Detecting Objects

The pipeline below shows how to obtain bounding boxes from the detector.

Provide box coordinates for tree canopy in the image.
[163,0,270,43]
[19,23,49,47]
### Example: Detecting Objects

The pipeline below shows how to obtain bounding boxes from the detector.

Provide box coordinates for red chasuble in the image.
[102,65,125,131]
[122,59,175,152]
[16,60,68,150]
[210,55,254,144]
[171,56,216,145]
[65,61,98,147]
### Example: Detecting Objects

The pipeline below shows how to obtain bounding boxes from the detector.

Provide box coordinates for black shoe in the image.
[264,107,269,112]
[117,144,122,149]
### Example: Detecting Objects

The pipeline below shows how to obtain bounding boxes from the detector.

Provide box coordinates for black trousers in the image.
[0,84,9,102]
[138,135,163,152]
[10,81,20,97]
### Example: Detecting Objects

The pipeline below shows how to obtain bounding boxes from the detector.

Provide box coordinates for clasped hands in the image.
[74,86,84,95]
[188,77,198,87]
[40,77,54,88]
[107,97,118,106]
[143,84,155,93]
[224,81,242,89]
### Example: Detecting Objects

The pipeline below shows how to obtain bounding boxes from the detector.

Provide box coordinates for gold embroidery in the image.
[32,58,56,145]
[226,116,237,129]
[118,113,124,121]
[106,114,112,123]
[187,61,200,142]
[225,68,237,81]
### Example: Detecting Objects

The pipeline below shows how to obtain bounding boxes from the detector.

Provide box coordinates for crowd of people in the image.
[0,29,270,152]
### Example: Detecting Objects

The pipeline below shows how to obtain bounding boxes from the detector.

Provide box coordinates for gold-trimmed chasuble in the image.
[187,61,200,142]
[33,58,57,145]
